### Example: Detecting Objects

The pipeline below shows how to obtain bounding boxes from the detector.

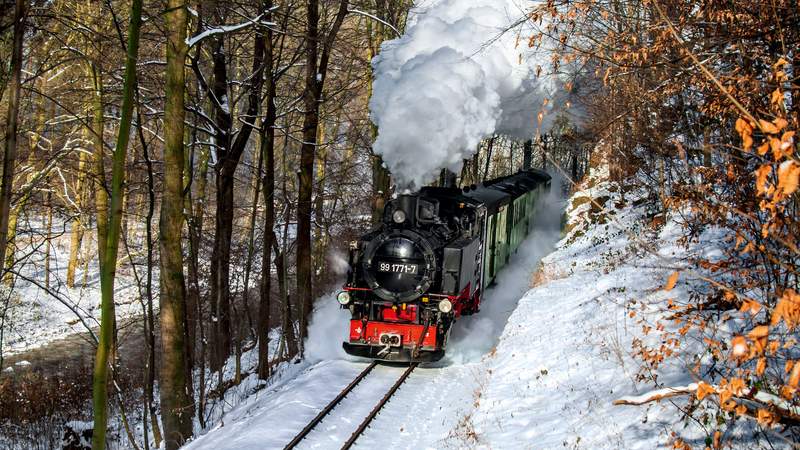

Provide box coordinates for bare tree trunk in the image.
[239,147,263,376]
[258,0,276,378]
[89,61,108,271]
[186,142,208,367]
[67,150,88,288]
[297,0,349,354]
[483,136,496,181]
[160,2,195,448]
[313,119,328,277]
[44,192,52,286]
[185,114,209,427]
[0,0,26,281]
[135,100,162,448]
[280,139,298,356]
[91,0,143,446]
[3,84,50,284]
[204,6,267,370]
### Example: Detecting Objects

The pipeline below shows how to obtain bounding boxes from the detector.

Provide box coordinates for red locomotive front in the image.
[338,189,485,362]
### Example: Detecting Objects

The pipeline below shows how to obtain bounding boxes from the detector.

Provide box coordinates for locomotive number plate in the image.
[378,262,419,274]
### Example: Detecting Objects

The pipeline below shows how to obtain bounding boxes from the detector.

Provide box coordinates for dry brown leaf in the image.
[771,88,783,105]
[749,325,769,339]
[756,357,766,376]
[664,271,679,291]
[773,289,800,330]
[759,119,779,134]
[743,133,753,151]
[696,382,715,400]
[757,409,776,427]
[773,117,788,131]
[777,161,799,197]
[790,360,800,388]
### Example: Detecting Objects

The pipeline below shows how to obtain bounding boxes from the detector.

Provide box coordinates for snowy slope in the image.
[465,163,723,449]
[184,163,720,449]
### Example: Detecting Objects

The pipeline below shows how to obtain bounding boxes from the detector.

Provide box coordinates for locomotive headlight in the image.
[438,299,453,313]
[337,291,351,305]
[392,209,407,224]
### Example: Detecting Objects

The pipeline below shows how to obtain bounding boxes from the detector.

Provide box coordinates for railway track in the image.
[284,361,418,450]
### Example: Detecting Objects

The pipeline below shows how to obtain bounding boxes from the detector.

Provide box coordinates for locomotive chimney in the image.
[394,195,417,226]
[439,169,457,188]
[523,139,533,170]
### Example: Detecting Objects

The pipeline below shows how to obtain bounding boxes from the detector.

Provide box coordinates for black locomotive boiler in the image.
[337,169,551,362]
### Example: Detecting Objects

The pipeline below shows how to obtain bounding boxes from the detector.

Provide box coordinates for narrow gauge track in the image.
[284,362,418,450]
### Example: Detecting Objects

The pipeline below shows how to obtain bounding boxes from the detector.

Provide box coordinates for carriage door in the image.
[487,214,497,280]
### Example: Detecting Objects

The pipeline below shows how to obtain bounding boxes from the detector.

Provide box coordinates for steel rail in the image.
[284,361,378,449]
[341,363,418,450]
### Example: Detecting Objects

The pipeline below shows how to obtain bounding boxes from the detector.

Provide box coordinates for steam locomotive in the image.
[337,169,552,362]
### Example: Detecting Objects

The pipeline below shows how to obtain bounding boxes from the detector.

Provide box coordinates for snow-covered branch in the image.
[613,384,698,406]
[614,383,800,425]
[348,9,401,38]
[186,13,276,48]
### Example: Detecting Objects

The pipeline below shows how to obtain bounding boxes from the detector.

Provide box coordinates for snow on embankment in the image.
[465,163,710,448]
[370,0,564,190]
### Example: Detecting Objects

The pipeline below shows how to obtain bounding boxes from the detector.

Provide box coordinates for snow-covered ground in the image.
[0,219,141,357]
[182,162,721,450]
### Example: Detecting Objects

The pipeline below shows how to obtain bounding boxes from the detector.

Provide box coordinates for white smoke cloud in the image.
[370,0,562,190]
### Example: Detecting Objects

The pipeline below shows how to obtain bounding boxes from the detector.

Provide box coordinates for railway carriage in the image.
[338,169,551,362]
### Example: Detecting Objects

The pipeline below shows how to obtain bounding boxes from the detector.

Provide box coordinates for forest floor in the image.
[182,162,720,449]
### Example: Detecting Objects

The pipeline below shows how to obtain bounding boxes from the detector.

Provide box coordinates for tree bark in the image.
[297,0,349,354]
[44,192,52,286]
[204,4,267,370]
[483,136,496,181]
[89,60,108,271]
[0,0,25,282]
[160,1,195,448]
[258,0,277,378]
[91,0,143,446]
[66,150,88,288]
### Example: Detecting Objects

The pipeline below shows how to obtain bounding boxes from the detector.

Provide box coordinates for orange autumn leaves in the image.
[736,59,798,208]
[772,289,800,331]
[691,290,800,428]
